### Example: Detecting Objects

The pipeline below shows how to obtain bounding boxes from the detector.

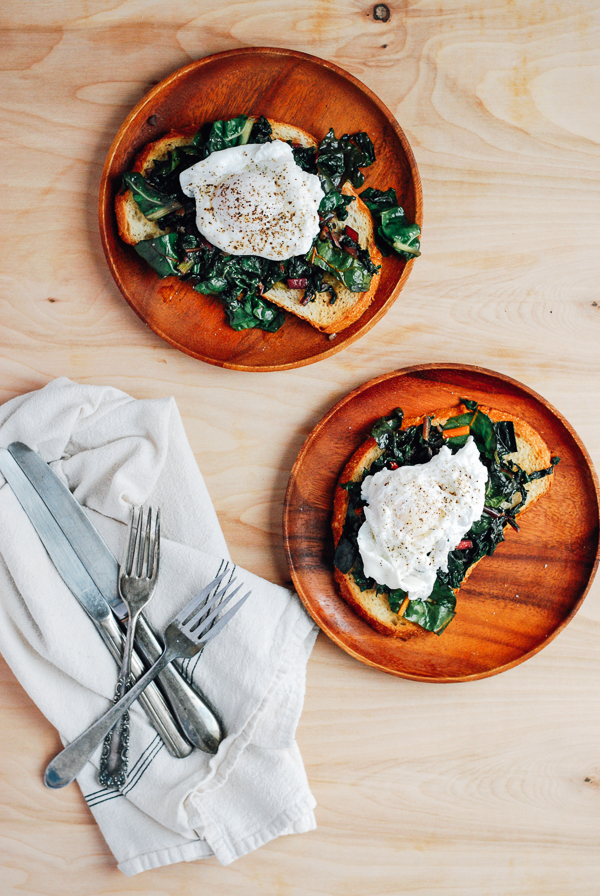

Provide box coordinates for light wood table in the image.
[1,2,600,894]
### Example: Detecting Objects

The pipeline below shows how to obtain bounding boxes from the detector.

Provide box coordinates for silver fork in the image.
[44,573,250,789]
[99,506,160,787]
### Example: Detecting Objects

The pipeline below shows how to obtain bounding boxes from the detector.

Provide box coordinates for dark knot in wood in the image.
[373,4,391,22]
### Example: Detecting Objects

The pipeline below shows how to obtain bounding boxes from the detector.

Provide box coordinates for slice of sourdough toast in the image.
[262,182,382,334]
[115,118,382,334]
[331,402,555,638]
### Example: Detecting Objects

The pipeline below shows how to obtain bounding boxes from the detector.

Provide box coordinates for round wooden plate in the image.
[283,364,600,681]
[99,47,422,371]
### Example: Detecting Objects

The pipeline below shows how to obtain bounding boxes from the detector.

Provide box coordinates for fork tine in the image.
[196,591,251,645]
[177,581,238,630]
[192,581,236,635]
[173,571,229,625]
[180,582,243,636]
[135,506,146,577]
[141,507,159,579]
[150,509,160,579]
[124,506,139,576]
[137,507,151,577]
[178,579,239,628]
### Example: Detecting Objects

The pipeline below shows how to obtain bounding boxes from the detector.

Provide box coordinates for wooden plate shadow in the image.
[98,47,422,371]
[283,364,600,681]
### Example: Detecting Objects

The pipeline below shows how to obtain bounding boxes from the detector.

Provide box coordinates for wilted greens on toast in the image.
[116,114,420,334]
[332,400,559,636]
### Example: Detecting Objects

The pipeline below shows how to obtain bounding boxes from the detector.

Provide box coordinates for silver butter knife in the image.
[6,442,222,755]
[0,447,191,758]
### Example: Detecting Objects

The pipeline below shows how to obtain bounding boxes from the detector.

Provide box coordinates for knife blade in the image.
[0,446,192,758]
[7,441,222,754]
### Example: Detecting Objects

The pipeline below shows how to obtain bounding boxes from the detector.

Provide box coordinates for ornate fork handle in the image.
[86,604,192,759]
[47,650,176,789]
[100,607,141,786]
[99,675,131,787]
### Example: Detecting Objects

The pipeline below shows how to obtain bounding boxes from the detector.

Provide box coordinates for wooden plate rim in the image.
[283,362,600,681]
[98,46,423,371]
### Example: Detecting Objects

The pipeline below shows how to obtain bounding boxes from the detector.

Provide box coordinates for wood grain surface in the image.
[1,1,600,894]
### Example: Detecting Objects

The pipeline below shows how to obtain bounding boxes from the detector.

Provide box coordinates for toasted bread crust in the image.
[332,403,554,638]
[115,118,382,331]
[115,130,199,246]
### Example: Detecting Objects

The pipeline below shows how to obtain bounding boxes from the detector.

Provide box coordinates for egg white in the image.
[179,140,324,261]
[357,438,488,601]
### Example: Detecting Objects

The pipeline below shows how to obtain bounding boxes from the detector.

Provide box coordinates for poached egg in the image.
[357,437,487,601]
[179,140,324,261]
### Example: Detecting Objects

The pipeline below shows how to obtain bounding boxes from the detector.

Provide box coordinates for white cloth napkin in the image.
[0,378,318,875]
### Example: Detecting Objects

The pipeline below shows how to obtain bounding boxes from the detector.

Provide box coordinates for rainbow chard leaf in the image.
[134,234,181,277]
[316,129,375,191]
[203,115,252,154]
[403,580,457,636]
[360,187,421,261]
[123,173,182,221]
[379,209,421,258]
[309,240,376,292]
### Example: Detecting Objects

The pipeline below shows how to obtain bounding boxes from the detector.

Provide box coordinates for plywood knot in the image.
[373,4,391,21]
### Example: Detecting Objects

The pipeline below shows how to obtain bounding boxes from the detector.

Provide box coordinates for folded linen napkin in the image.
[0,378,318,875]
